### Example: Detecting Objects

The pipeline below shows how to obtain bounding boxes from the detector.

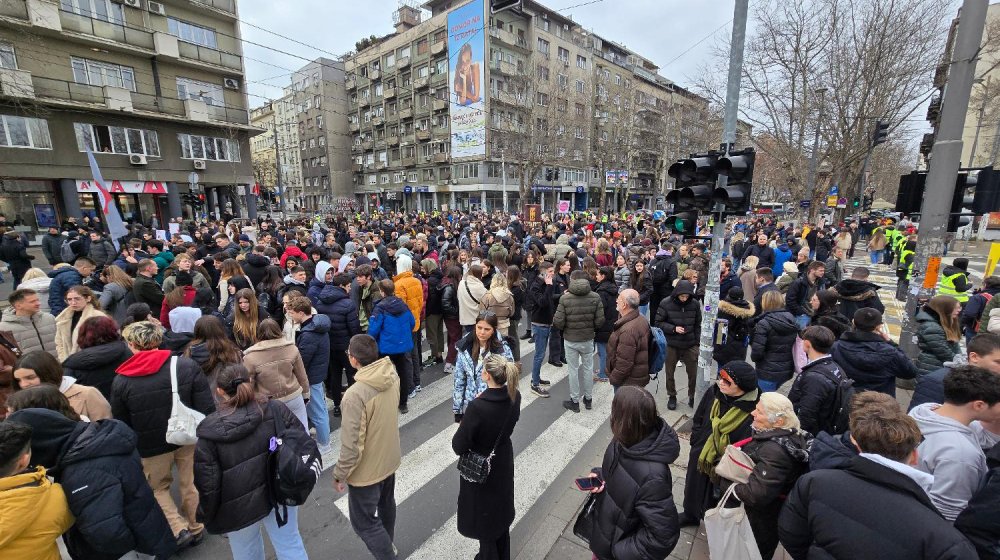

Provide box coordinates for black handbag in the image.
[457,402,514,484]
[572,493,598,544]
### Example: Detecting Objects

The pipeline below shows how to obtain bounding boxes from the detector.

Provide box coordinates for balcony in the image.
[491,89,531,109]
[390,160,402,168]
[433,125,449,137]
[0,0,28,20]
[489,59,519,76]
[351,144,363,154]
[346,77,357,90]
[416,129,431,141]
[414,76,429,89]
[397,56,411,68]
[191,0,237,15]
[399,107,413,119]
[358,95,370,107]
[384,87,396,99]
[370,69,381,81]
[0,68,35,99]
[59,10,156,50]
[176,41,243,72]
[353,163,363,172]
[388,135,400,145]
[402,156,416,167]
[350,122,360,132]
[362,140,374,150]
[375,139,386,149]
[488,27,530,51]
[431,40,446,55]
[376,161,387,170]
[432,99,447,112]
[433,152,448,163]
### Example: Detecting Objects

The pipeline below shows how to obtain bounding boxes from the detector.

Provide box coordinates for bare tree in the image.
[695,0,950,219]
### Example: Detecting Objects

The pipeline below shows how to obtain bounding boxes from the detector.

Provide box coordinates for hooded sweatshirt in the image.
[910,402,989,521]
[368,296,416,355]
[0,466,73,560]
[334,356,401,486]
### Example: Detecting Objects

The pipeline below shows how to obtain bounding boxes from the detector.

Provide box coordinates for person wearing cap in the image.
[832,308,918,397]
[236,234,253,254]
[679,360,760,525]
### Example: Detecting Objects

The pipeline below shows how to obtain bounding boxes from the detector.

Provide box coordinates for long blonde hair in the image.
[101,264,134,290]
[20,268,47,283]
[483,354,519,402]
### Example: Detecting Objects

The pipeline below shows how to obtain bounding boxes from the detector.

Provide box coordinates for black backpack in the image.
[650,257,671,289]
[817,366,855,435]
[266,400,322,526]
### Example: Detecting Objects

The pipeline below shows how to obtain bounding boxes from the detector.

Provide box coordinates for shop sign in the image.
[76,180,167,194]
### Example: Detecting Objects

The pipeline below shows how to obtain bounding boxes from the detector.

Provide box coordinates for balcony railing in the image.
[177,41,242,71]
[191,0,236,15]
[433,152,448,163]
[384,87,396,99]
[346,77,357,90]
[413,76,429,89]
[388,135,400,145]
[402,156,416,166]
[399,107,413,119]
[431,40,446,55]
[0,0,28,19]
[432,99,447,112]
[416,129,431,141]
[350,122,360,132]
[397,56,411,68]
[59,10,155,50]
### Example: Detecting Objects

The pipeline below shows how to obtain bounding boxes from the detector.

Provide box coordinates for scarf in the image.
[698,389,759,476]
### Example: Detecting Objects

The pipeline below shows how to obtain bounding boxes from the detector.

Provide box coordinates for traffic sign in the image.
[837,197,847,209]
[800,200,812,208]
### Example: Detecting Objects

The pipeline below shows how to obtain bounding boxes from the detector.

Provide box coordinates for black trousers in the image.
[476,530,510,560]
[348,474,397,560]
[327,348,356,406]
[548,327,564,363]
[388,352,413,408]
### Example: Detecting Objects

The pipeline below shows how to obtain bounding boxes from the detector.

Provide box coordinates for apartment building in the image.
[0,0,258,229]
[249,100,276,208]
[273,92,303,211]
[344,0,722,213]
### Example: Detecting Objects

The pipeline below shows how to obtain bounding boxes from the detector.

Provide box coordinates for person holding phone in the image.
[586,386,680,560]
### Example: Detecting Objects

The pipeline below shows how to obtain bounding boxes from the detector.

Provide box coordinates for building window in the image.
[407,171,418,182]
[0,115,52,149]
[167,18,218,49]
[177,133,240,161]
[308,138,316,148]
[393,172,405,183]
[318,136,325,146]
[60,0,123,24]
[316,115,324,129]
[576,55,587,69]
[557,47,569,62]
[0,43,16,69]
[367,175,377,185]
[536,92,549,106]
[537,66,549,81]
[416,39,428,55]
[380,174,390,184]
[176,77,223,106]
[417,65,429,78]
[575,103,585,117]
[422,168,435,181]
[385,53,396,68]
[74,123,157,156]
[536,38,550,55]
[71,57,136,91]
[576,80,585,93]
[435,58,447,76]
[399,45,411,59]
[314,95,321,108]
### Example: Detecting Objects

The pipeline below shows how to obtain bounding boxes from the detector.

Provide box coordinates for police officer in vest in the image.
[938,257,971,306]
[895,240,917,301]
[883,225,899,265]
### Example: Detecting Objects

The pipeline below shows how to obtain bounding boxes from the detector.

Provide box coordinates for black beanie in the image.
[721,360,758,393]
[175,271,194,287]
[726,287,745,302]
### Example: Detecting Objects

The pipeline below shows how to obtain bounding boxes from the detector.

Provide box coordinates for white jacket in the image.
[457,276,487,326]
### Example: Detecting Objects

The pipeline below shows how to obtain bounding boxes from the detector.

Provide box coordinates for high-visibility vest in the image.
[899,249,915,280]
[939,272,970,303]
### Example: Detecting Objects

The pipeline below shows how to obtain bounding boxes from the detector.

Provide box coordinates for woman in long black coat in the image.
[453,355,521,560]
[589,386,680,560]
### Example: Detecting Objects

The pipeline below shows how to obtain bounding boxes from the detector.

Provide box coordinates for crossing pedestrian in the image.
[553,270,604,412]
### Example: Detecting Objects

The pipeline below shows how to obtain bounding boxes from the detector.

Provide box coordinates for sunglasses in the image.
[718,371,734,385]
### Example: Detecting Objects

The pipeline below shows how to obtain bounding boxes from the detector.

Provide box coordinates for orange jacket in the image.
[393,271,424,331]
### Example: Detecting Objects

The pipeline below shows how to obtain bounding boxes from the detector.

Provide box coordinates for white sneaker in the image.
[317,443,333,456]
[444,363,454,374]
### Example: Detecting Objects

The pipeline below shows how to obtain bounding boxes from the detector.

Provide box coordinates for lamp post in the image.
[806,87,828,220]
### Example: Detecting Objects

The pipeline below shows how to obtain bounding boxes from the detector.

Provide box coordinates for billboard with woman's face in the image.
[448,0,486,158]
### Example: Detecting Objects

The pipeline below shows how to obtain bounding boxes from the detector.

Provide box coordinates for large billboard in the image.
[448,0,486,158]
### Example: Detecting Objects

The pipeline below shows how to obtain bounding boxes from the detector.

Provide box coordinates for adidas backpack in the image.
[266,400,322,527]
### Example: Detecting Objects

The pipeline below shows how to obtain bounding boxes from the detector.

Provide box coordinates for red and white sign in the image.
[76,180,168,194]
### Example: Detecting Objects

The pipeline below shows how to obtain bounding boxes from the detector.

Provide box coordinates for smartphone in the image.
[575,476,601,491]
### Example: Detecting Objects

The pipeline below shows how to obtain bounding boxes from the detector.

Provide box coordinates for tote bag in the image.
[715,437,755,484]
[704,484,763,560]
[165,357,205,446]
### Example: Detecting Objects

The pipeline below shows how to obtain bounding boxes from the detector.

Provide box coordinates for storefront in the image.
[0,179,59,231]
[75,179,169,227]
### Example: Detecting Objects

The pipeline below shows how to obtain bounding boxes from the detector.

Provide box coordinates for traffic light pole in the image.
[899,0,987,358]
[694,0,749,405]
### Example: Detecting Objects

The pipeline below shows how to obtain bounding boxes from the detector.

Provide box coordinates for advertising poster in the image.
[448,0,486,158]
[33,204,57,228]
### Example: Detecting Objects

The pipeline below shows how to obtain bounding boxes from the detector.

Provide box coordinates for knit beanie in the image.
[720,361,758,393]
[726,287,744,302]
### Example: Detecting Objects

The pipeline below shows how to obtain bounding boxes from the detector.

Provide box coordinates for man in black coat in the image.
[786,261,826,329]
[240,246,271,288]
[753,268,779,318]
[788,325,847,436]
[779,395,977,560]
[742,233,775,272]
[313,273,361,416]
[133,259,165,311]
[831,308,917,397]
[831,266,885,320]
[0,231,33,286]
[111,321,215,546]
[655,280,701,410]
[41,226,65,266]
[8,408,176,560]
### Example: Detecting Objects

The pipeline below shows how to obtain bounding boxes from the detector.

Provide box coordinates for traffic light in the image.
[948,172,976,232]
[896,171,926,214]
[490,0,520,13]
[668,212,698,236]
[872,120,890,146]
[862,194,873,212]
[666,151,719,236]
[714,148,755,215]
[973,166,1000,214]
[852,196,860,209]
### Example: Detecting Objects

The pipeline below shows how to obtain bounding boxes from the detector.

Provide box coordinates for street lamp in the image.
[806,87,828,218]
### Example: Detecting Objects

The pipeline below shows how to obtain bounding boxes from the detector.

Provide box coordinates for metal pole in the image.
[694,0,749,405]
[900,0,988,358]
[806,88,827,209]
[502,150,508,213]
[273,119,286,217]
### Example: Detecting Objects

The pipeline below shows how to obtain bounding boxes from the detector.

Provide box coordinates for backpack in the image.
[974,293,994,332]
[257,290,277,316]
[648,326,667,379]
[266,400,322,527]
[650,258,671,290]
[60,240,76,263]
[817,366,855,435]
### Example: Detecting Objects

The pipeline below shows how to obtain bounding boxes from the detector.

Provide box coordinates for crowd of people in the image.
[0,208,996,560]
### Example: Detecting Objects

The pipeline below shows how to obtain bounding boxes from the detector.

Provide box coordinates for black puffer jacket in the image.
[111,350,216,458]
[425,269,444,315]
[750,310,799,384]
[594,278,619,344]
[831,279,885,321]
[314,284,361,351]
[955,442,1000,560]
[7,409,176,560]
[590,418,680,560]
[714,299,755,365]
[732,429,813,560]
[655,280,701,349]
[195,399,302,534]
[832,330,918,396]
[788,355,846,436]
[61,340,131,400]
[440,277,459,319]
[241,253,271,288]
[779,456,978,560]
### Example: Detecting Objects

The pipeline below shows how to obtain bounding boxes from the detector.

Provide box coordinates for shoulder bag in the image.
[715,437,755,484]
[457,402,514,484]
[465,281,481,305]
[165,356,206,446]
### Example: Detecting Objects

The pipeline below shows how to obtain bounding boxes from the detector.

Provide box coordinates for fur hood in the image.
[719,299,755,319]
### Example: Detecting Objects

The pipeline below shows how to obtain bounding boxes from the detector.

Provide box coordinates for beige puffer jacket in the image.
[242,338,308,401]
[0,308,57,356]
[480,288,515,331]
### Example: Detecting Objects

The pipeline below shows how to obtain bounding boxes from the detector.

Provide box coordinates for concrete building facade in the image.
[0,0,260,229]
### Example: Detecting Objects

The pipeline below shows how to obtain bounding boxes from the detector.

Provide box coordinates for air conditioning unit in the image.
[120,0,141,7]
[423,155,431,162]
[129,154,147,165]
[146,1,164,14]
[429,67,435,74]
[223,78,240,90]
[193,159,207,170]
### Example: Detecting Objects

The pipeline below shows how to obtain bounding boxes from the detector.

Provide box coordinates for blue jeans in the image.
[595,341,608,379]
[758,379,783,393]
[869,249,882,265]
[308,382,330,447]
[639,304,649,318]
[227,505,307,560]
[795,314,811,329]
[531,324,551,386]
